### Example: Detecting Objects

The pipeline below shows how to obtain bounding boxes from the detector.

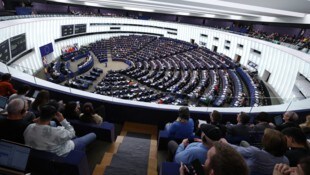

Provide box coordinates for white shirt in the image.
[23,119,75,156]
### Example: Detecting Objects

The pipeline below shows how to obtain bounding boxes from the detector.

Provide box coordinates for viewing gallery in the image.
[0,0,310,175]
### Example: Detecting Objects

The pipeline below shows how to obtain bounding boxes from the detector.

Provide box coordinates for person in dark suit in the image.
[226,112,250,143]
[210,110,227,137]
[251,112,275,132]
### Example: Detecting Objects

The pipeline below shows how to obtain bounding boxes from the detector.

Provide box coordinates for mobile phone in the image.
[183,164,195,175]
[191,159,204,175]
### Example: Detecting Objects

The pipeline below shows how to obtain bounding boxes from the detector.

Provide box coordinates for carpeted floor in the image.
[104,132,151,175]
[86,122,123,173]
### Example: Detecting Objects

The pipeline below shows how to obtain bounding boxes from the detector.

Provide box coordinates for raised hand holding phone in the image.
[54,112,64,122]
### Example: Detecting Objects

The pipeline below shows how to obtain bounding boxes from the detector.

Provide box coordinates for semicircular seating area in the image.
[45,35,269,107]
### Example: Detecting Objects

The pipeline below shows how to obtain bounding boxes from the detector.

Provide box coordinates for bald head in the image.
[7,98,26,116]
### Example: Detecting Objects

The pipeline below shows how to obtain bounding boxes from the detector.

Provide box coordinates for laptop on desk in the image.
[274,115,283,126]
[0,140,31,175]
[0,97,8,113]
[0,96,8,109]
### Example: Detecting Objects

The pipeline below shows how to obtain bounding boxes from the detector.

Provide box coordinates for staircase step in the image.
[92,152,114,175]
[107,142,121,154]
[100,152,114,165]
[92,164,106,175]
[96,122,158,175]
[123,122,158,135]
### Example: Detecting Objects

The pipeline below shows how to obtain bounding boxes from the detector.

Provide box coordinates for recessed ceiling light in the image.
[84,2,101,7]
[175,12,190,16]
[230,15,242,19]
[123,7,155,12]
[204,14,215,18]
[52,0,72,3]
[261,16,276,21]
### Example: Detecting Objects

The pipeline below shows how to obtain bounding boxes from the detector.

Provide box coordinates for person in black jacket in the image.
[210,110,227,137]
[282,127,310,167]
[226,112,251,144]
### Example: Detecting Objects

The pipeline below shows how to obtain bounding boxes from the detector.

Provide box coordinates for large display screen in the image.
[61,25,74,37]
[39,43,54,57]
[10,33,26,58]
[0,40,10,63]
[75,24,87,34]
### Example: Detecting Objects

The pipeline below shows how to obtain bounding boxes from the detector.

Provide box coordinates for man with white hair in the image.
[0,98,30,144]
[276,111,300,131]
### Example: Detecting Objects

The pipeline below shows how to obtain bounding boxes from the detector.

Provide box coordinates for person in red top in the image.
[0,73,17,97]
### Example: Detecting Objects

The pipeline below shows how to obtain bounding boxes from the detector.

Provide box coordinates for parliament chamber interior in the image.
[0,0,310,175]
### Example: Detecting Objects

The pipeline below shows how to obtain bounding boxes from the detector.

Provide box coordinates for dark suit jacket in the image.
[276,122,299,131]
[227,123,250,138]
[252,122,274,132]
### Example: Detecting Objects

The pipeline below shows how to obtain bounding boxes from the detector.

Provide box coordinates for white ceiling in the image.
[49,0,310,23]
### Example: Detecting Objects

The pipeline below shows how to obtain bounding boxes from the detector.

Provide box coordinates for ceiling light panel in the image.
[84,2,102,7]
[51,0,72,3]
[230,15,242,19]
[175,12,190,16]
[123,7,155,12]
[204,14,215,18]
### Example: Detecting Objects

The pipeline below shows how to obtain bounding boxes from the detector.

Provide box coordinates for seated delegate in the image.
[166,106,194,139]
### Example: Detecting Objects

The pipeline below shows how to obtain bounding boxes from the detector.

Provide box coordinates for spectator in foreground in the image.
[251,112,274,132]
[30,90,50,117]
[0,73,17,97]
[7,85,35,122]
[79,102,103,124]
[281,127,310,166]
[24,104,96,156]
[220,128,289,175]
[168,124,222,165]
[209,110,227,137]
[273,156,310,175]
[226,112,251,143]
[0,98,30,144]
[166,106,194,139]
[180,141,249,175]
[63,101,81,120]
